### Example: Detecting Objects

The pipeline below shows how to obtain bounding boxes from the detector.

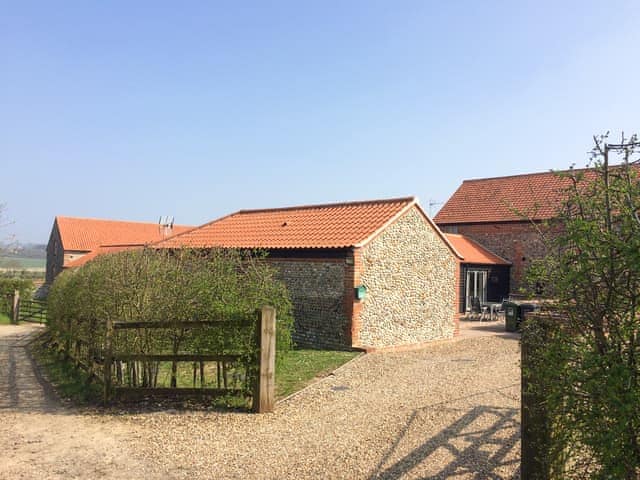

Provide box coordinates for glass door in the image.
[465,269,488,310]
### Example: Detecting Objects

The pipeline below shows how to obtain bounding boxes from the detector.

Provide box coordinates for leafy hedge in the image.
[0,277,34,316]
[522,136,640,478]
[47,248,294,389]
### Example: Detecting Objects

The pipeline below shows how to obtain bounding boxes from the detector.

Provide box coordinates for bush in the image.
[0,277,34,316]
[523,134,640,479]
[47,248,294,389]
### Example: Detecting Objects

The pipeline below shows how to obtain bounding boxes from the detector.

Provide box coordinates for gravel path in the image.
[124,334,521,479]
[0,324,162,480]
[0,323,520,479]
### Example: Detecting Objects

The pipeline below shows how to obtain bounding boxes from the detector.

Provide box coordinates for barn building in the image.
[46,216,192,284]
[156,197,463,350]
[434,170,575,293]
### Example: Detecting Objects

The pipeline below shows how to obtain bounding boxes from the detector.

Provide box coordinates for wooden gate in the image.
[18,299,47,323]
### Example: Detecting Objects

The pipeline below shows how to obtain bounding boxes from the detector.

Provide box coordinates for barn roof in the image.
[434,170,576,224]
[444,234,511,266]
[64,244,144,268]
[154,196,459,254]
[54,216,193,252]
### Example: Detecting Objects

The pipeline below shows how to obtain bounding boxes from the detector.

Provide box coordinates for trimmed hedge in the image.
[47,248,294,376]
[0,277,34,316]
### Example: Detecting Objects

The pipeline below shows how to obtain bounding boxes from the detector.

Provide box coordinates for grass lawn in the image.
[33,344,103,404]
[31,340,360,407]
[276,349,360,399]
[0,256,45,269]
[0,312,11,325]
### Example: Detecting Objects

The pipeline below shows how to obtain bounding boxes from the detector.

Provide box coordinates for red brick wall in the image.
[453,260,461,336]
[441,221,555,292]
[344,247,364,346]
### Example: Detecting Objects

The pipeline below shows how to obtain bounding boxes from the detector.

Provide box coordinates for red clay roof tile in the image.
[435,164,640,225]
[63,245,141,268]
[444,234,510,265]
[434,170,578,224]
[154,197,421,249]
[56,217,193,252]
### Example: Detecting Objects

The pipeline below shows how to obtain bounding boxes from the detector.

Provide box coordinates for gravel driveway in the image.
[1,323,520,479]
[0,324,162,479]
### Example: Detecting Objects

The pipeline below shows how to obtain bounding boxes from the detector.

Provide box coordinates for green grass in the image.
[276,349,360,399]
[150,349,360,398]
[0,312,11,325]
[0,256,45,269]
[31,341,360,407]
[31,342,103,404]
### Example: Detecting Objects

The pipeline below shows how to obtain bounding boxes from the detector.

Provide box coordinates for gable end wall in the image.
[357,206,456,348]
[46,222,63,284]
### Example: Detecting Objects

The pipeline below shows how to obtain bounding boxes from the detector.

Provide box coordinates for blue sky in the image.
[2,1,639,243]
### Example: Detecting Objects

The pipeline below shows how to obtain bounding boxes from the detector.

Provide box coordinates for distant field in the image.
[0,256,45,270]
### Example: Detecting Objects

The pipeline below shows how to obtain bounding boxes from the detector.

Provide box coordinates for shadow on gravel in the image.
[371,405,520,480]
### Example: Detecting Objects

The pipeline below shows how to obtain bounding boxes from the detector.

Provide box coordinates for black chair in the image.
[469,297,490,321]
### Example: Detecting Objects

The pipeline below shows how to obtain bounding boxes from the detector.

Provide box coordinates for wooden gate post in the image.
[253,306,276,413]
[103,318,114,404]
[11,290,20,325]
[521,315,552,480]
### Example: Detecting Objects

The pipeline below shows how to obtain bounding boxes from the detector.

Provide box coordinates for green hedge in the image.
[0,277,34,316]
[47,248,294,390]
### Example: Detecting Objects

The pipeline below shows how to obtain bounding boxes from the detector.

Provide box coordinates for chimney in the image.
[159,216,175,238]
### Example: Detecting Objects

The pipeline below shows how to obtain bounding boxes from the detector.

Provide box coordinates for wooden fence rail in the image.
[18,299,47,323]
[58,306,276,413]
[10,290,47,324]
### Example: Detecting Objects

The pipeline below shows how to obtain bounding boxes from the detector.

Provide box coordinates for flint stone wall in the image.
[270,259,349,349]
[358,207,456,347]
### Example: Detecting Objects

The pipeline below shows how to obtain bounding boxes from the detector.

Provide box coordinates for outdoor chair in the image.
[469,297,491,321]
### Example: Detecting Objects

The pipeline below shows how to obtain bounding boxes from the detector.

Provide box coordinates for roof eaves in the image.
[353,197,417,248]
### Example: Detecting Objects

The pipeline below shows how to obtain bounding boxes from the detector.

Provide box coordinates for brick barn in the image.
[434,169,572,293]
[444,233,511,314]
[156,197,463,350]
[46,216,193,284]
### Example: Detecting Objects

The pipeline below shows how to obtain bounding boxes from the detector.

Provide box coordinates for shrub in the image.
[47,248,294,389]
[0,277,34,316]
[523,134,640,479]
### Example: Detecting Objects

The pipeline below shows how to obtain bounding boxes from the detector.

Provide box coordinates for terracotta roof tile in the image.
[434,170,576,224]
[55,217,193,251]
[444,234,510,265]
[436,164,640,224]
[155,197,419,249]
[64,245,140,268]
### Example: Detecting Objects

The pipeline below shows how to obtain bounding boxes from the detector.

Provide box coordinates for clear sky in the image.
[2,1,639,243]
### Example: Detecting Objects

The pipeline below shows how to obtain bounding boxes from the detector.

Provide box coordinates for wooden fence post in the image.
[103,318,113,404]
[521,314,552,480]
[253,306,276,413]
[11,290,20,325]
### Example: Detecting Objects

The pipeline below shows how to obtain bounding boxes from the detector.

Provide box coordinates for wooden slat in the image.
[113,319,253,329]
[113,354,244,362]
[114,387,249,397]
